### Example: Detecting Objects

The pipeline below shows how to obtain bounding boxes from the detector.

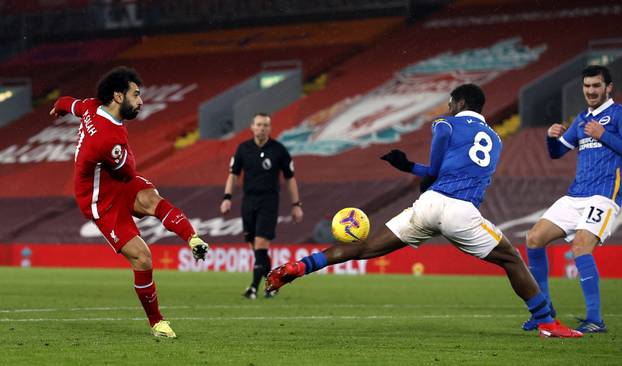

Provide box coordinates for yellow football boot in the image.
[188,234,209,260]
[152,320,177,338]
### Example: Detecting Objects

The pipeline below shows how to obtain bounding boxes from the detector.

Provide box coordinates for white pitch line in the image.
[0,314,533,322]
[0,303,586,314]
[0,305,192,313]
[2,313,621,322]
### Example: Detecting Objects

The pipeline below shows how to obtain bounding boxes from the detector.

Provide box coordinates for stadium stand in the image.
[0,38,138,99]
[140,0,622,243]
[1,1,621,275]
[0,17,404,241]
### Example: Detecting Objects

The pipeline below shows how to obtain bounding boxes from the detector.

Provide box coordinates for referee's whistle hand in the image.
[220,200,231,214]
[292,206,303,223]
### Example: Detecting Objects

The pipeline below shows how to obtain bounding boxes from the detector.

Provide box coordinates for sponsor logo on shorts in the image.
[110,230,119,243]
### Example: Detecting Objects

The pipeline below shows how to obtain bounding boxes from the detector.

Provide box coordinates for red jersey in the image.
[55,97,137,219]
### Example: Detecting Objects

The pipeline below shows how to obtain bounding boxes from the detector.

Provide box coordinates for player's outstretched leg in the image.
[135,190,209,261]
[265,261,306,291]
[155,199,209,260]
[482,237,582,338]
[266,226,405,292]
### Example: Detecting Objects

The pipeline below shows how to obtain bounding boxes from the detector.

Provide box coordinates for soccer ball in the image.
[331,207,370,243]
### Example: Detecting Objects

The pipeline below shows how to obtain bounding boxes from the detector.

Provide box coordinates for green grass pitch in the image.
[0,267,620,365]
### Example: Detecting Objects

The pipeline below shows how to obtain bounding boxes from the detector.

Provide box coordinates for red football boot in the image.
[265,261,306,292]
[538,320,583,338]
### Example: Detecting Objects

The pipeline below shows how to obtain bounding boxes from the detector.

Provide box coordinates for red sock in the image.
[155,199,195,242]
[134,269,163,327]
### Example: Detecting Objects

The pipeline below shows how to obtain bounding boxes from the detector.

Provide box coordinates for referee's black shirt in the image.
[230,138,294,195]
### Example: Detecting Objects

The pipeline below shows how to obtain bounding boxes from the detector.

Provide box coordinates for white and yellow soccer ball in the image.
[331,207,370,243]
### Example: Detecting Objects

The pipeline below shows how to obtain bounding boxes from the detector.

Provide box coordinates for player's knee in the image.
[525,229,545,249]
[358,241,380,259]
[137,189,162,214]
[254,237,270,249]
[570,242,594,258]
[486,238,521,266]
[570,232,598,257]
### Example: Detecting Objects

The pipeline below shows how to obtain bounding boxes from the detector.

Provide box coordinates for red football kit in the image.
[55,97,154,251]
[54,89,202,333]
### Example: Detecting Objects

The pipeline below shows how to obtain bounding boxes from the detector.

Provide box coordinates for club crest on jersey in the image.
[262,158,272,170]
[599,116,611,125]
[110,230,119,243]
[111,145,123,159]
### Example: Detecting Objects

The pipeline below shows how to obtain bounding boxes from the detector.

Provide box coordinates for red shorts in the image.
[94,175,155,252]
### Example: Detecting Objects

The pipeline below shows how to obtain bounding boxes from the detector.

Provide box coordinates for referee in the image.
[220,113,304,299]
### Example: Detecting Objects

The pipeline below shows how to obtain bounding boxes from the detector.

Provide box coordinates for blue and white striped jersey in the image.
[430,111,502,207]
[559,99,622,205]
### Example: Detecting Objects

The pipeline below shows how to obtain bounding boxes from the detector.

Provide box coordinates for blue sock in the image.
[525,292,554,324]
[300,252,328,274]
[575,254,601,322]
[527,248,550,302]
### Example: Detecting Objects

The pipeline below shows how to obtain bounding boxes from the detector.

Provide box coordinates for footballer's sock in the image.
[155,199,195,242]
[575,254,602,322]
[525,292,554,325]
[133,269,163,327]
[300,252,328,274]
[251,249,269,289]
[527,247,550,302]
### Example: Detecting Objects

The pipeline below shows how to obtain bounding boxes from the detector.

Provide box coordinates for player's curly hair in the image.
[582,65,612,85]
[450,84,485,113]
[96,66,143,105]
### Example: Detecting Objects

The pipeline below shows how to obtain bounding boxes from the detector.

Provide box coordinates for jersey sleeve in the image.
[411,117,452,177]
[428,119,452,176]
[230,145,243,175]
[431,117,452,133]
[54,97,99,118]
[559,117,580,149]
[99,135,136,181]
[279,146,295,179]
[599,107,622,156]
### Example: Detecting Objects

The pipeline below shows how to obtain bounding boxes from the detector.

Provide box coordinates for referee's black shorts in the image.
[241,193,279,243]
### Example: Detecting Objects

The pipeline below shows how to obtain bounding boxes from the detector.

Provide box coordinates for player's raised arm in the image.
[50,96,93,118]
[380,118,451,179]
[380,149,415,173]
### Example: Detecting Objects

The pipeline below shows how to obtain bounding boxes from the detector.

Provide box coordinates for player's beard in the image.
[585,93,606,109]
[120,99,140,120]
